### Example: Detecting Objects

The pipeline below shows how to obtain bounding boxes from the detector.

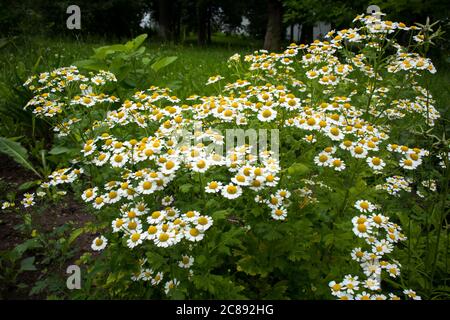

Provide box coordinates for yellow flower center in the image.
[262,109,272,118]
[165,161,175,170]
[159,233,169,242]
[357,224,367,233]
[227,185,237,194]
[333,159,342,167]
[198,217,208,225]
[354,146,364,154]
[373,216,382,224]
[112,220,123,229]
[141,181,151,190]
[371,157,381,165]
[189,228,200,237]
[307,118,316,126]
[404,159,413,166]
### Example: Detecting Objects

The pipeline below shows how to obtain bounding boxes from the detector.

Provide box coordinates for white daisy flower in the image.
[221,184,242,199]
[354,200,376,213]
[257,107,277,122]
[185,227,204,242]
[205,181,222,193]
[91,235,107,251]
[195,215,213,231]
[178,255,194,269]
[127,232,143,248]
[367,156,385,170]
[82,187,97,202]
[271,207,287,220]
[110,153,128,167]
[164,278,180,295]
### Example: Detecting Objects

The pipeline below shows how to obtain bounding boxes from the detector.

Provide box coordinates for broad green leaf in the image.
[93,44,128,59]
[151,56,178,72]
[73,59,106,71]
[124,34,147,51]
[0,137,41,177]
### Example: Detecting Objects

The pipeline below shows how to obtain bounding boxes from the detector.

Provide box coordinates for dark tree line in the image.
[0,0,448,50]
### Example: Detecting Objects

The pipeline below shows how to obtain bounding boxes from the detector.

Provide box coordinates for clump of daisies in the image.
[375,175,412,196]
[19,11,441,298]
[106,197,214,250]
[329,200,420,300]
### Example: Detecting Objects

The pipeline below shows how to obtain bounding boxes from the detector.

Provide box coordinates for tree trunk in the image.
[263,0,283,51]
[157,0,172,41]
[207,5,212,44]
[197,1,208,45]
[300,23,313,45]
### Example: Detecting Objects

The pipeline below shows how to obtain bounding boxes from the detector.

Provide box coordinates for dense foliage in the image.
[1,13,447,300]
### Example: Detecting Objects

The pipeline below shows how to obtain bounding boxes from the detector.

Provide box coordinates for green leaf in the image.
[73,59,106,71]
[286,162,310,176]
[179,183,192,193]
[151,56,178,72]
[48,146,71,155]
[18,180,40,191]
[124,34,148,51]
[0,137,41,177]
[141,57,152,65]
[93,44,128,59]
[67,227,86,246]
[211,210,228,221]
[12,239,41,260]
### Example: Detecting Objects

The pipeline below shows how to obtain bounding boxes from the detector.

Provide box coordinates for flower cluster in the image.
[375,175,412,196]
[329,200,420,300]
[19,12,434,298]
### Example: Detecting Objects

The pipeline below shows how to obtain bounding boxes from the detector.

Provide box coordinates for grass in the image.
[0,35,258,100]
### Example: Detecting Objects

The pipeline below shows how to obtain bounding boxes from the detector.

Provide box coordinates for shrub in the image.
[15,13,448,299]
